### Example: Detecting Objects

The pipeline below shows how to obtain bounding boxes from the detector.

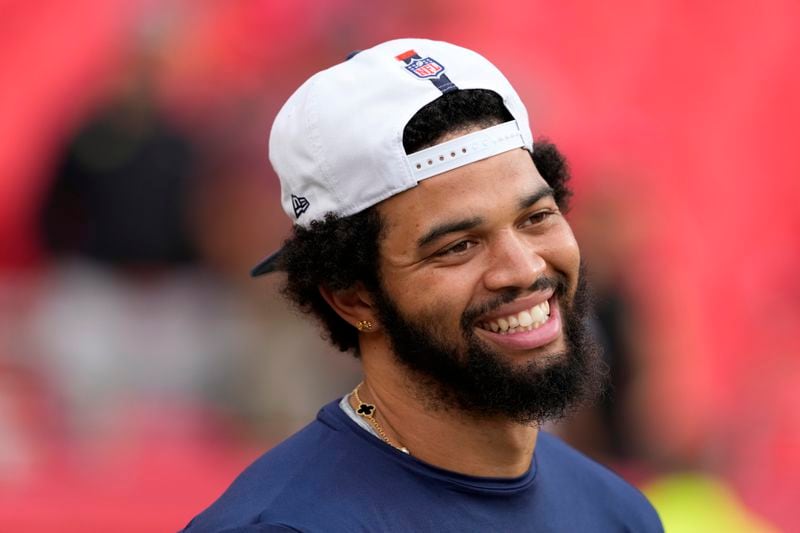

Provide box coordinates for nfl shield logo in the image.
[406,57,445,79]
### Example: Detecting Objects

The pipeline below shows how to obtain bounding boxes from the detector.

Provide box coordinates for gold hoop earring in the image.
[356,320,374,332]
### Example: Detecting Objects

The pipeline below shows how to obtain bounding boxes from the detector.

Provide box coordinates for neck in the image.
[358,342,538,478]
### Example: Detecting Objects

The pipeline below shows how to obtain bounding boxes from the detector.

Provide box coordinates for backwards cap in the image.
[252,38,533,276]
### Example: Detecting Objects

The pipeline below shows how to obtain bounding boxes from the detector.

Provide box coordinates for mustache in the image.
[460,273,570,331]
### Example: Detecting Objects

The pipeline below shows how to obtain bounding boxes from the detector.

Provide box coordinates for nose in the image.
[482,232,546,292]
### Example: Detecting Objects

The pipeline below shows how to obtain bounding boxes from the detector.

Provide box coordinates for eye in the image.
[520,209,557,228]
[436,240,477,256]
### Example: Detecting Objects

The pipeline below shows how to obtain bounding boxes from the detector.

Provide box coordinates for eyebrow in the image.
[518,185,555,210]
[416,217,483,249]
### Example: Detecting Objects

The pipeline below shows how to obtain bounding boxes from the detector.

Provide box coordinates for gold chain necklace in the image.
[351,382,409,454]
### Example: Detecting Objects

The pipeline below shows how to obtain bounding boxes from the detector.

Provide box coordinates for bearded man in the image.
[183,38,663,532]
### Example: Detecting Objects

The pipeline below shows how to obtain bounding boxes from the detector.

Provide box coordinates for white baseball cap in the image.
[251,38,534,276]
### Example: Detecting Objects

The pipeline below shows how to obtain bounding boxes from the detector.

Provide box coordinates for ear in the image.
[319,282,379,330]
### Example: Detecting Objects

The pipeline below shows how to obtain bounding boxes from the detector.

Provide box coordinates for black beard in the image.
[371,265,604,424]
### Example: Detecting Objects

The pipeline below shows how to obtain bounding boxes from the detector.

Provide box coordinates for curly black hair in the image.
[279,89,573,355]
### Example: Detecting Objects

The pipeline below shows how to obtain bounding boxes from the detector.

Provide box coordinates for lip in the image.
[474,297,561,351]
[477,289,555,323]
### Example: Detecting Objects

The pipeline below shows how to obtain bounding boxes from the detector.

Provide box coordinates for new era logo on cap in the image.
[291,194,310,218]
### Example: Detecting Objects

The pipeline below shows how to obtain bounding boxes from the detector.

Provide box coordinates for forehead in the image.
[377,148,547,240]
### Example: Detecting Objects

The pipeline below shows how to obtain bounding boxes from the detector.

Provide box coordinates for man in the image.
[184,38,662,532]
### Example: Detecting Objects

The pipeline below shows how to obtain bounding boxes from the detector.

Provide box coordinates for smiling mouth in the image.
[477,299,551,335]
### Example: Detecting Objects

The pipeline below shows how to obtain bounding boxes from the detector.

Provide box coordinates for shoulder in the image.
[535,431,663,531]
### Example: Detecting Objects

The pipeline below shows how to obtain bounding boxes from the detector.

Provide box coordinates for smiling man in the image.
[183,38,663,532]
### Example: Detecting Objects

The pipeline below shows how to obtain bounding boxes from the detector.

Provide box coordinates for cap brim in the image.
[250,248,285,277]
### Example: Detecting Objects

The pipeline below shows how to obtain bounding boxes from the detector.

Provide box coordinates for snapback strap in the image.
[406,121,527,182]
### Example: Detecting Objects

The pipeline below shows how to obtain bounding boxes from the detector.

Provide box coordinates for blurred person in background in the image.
[31,42,357,450]
[40,54,196,268]
[184,38,663,532]
[33,49,231,438]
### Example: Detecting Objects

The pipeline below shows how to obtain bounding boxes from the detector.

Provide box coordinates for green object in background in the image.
[643,472,779,533]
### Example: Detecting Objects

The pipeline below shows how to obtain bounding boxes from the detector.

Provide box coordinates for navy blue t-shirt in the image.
[183,400,662,532]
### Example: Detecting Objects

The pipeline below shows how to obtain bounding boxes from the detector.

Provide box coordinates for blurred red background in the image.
[1,0,798,531]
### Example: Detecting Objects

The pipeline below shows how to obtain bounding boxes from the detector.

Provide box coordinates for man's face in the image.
[374,146,600,422]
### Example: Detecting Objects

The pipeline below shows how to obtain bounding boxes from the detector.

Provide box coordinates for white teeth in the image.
[531,305,546,324]
[479,300,552,334]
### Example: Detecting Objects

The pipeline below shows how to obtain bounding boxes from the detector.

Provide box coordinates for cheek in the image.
[381,266,478,328]
[561,225,581,268]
